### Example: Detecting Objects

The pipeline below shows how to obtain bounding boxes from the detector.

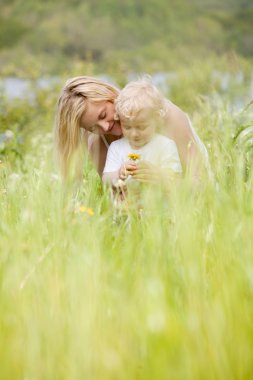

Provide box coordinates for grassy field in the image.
[0,75,253,379]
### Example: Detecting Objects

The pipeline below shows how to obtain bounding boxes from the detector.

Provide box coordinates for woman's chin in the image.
[108,124,122,136]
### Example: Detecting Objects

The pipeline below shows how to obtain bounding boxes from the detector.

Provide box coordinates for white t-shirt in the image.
[103,134,182,174]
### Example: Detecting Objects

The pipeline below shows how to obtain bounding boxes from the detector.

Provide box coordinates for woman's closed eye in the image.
[99,112,106,120]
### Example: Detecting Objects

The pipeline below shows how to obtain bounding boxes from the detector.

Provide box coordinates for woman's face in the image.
[80,100,122,136]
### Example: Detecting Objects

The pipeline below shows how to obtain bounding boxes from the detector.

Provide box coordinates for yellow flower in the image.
[128,153,140,161]
[75,206,94,216]
[86,207,94,216]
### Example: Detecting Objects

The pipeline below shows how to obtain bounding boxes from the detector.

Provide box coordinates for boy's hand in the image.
[131,160,159,183]
[131,160,177,184]
[119,161,137,180]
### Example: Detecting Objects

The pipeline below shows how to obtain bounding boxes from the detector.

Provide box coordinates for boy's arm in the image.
[103,162,138,184]
[132,139,182,184]
[102,142,121,184]
[103,141,138,185]
[132,161,179,184]
[102,170,120,184]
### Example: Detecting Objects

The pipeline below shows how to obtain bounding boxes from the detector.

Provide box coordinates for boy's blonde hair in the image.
[115,77,166,121]
[54,76,119,179]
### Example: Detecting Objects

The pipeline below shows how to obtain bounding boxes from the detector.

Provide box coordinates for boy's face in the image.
[121,110,156,149]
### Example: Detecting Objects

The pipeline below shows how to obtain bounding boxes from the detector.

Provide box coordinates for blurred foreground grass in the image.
[0,74,253,379]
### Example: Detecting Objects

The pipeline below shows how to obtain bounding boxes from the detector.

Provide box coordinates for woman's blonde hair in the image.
[115,76,167,121]
[54,76,119,179]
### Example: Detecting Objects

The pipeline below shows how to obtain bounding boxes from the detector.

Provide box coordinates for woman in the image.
[54,76,208,181]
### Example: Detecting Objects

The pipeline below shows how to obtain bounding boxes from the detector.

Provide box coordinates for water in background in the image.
[0,71,252,110]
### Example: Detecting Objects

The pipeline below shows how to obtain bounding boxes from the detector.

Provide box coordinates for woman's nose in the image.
[98,120,110,132]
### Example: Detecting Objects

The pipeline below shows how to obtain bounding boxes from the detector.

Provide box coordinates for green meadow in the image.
[1,59,253,379]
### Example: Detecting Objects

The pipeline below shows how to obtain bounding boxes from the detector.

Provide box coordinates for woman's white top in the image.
[187,115,210,167]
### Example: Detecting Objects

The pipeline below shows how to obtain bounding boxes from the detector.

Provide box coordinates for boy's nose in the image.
[131,129,140,138]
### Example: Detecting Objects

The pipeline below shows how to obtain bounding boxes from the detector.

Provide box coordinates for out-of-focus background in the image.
[0,0,252,83]
[0,0,252,75]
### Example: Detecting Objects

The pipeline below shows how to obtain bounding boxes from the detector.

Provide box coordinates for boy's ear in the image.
[114,112,120,121]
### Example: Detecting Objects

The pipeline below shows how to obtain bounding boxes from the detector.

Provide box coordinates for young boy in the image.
[102,78,182,188]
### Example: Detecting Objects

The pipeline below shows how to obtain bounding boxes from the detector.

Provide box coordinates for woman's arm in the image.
[132,104,206,185]
[87,134,108,177]
[163,103,206,180]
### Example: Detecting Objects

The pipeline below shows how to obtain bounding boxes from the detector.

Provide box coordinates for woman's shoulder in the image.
[163,100,192,138]
[165,100,189,123]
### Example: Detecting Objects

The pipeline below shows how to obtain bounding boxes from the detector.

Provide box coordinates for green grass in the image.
[1,93,253,379]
